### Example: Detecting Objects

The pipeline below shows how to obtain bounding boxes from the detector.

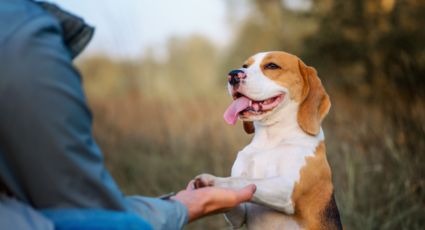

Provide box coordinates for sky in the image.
[49,0,234,59]
[48,0,309,59]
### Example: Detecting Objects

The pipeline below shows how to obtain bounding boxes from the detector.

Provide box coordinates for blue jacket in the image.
[0,0,188,229]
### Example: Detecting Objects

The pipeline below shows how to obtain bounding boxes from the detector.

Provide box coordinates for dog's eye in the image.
[242,64,249,68]
[264,63,281,70]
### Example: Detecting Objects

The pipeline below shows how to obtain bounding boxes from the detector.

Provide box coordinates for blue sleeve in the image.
[0,7,188,230]
[126,197,188,229]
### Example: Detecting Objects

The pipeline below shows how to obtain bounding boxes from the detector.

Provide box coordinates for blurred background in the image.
[50,0,424,229]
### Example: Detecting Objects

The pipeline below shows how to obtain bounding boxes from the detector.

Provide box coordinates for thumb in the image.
[234,184,256,203]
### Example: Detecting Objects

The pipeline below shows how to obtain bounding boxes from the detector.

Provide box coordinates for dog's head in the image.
[223,51,331,136]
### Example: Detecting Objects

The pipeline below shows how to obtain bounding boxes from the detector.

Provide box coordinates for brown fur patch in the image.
[243,121,255,134]
[297,60,331,136]
[291,142,341,230]
[259,52,306,102]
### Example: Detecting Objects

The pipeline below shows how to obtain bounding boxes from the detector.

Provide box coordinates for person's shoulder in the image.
[0,0,58,45]
[0,0,68,86]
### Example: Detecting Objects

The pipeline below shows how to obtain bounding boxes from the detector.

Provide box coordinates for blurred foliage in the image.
[305,0,425,97]
[77,0,424,229]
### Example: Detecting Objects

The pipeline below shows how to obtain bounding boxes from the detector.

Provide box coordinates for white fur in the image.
[196,52,324,229]
[231,52,288,103]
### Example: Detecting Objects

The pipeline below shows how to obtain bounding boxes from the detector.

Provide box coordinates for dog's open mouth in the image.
[223,93,285,125]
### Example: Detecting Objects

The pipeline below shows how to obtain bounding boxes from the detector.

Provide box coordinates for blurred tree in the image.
[78,56,140,98]
[305,0,425,97]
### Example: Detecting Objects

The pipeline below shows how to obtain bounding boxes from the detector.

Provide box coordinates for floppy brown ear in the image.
[297,60,331,136]
[243,121,255,134]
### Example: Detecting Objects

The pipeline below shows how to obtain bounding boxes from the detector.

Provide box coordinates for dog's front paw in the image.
[194,173,217,189]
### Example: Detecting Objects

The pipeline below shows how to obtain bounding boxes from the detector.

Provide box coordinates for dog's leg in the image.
[195,174,295,214]
[224,204,247,229]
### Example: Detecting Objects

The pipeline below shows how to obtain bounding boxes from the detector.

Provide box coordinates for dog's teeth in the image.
[249,100,252,106]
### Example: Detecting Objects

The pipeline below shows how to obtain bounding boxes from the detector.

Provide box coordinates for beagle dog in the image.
[195,51,342,229]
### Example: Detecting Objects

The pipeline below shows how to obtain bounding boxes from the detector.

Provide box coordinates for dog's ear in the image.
[243,121,255,134]
[297,60,331,136]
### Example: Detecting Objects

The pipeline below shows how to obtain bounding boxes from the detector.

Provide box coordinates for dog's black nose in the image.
[228,69,246,86]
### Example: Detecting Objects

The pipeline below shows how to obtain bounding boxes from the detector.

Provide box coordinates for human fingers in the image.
[172,184,257,222]
[199,184,256,215]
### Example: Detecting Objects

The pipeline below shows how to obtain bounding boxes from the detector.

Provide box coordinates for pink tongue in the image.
[223,96,250,125]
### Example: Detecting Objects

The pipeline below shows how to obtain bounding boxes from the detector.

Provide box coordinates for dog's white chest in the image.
[229,143,316,229]
[231,144,314,180]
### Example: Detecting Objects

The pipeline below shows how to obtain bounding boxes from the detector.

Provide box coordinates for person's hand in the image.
[171,180,256,222]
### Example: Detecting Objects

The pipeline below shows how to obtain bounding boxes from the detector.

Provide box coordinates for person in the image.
[0,0,256,229]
